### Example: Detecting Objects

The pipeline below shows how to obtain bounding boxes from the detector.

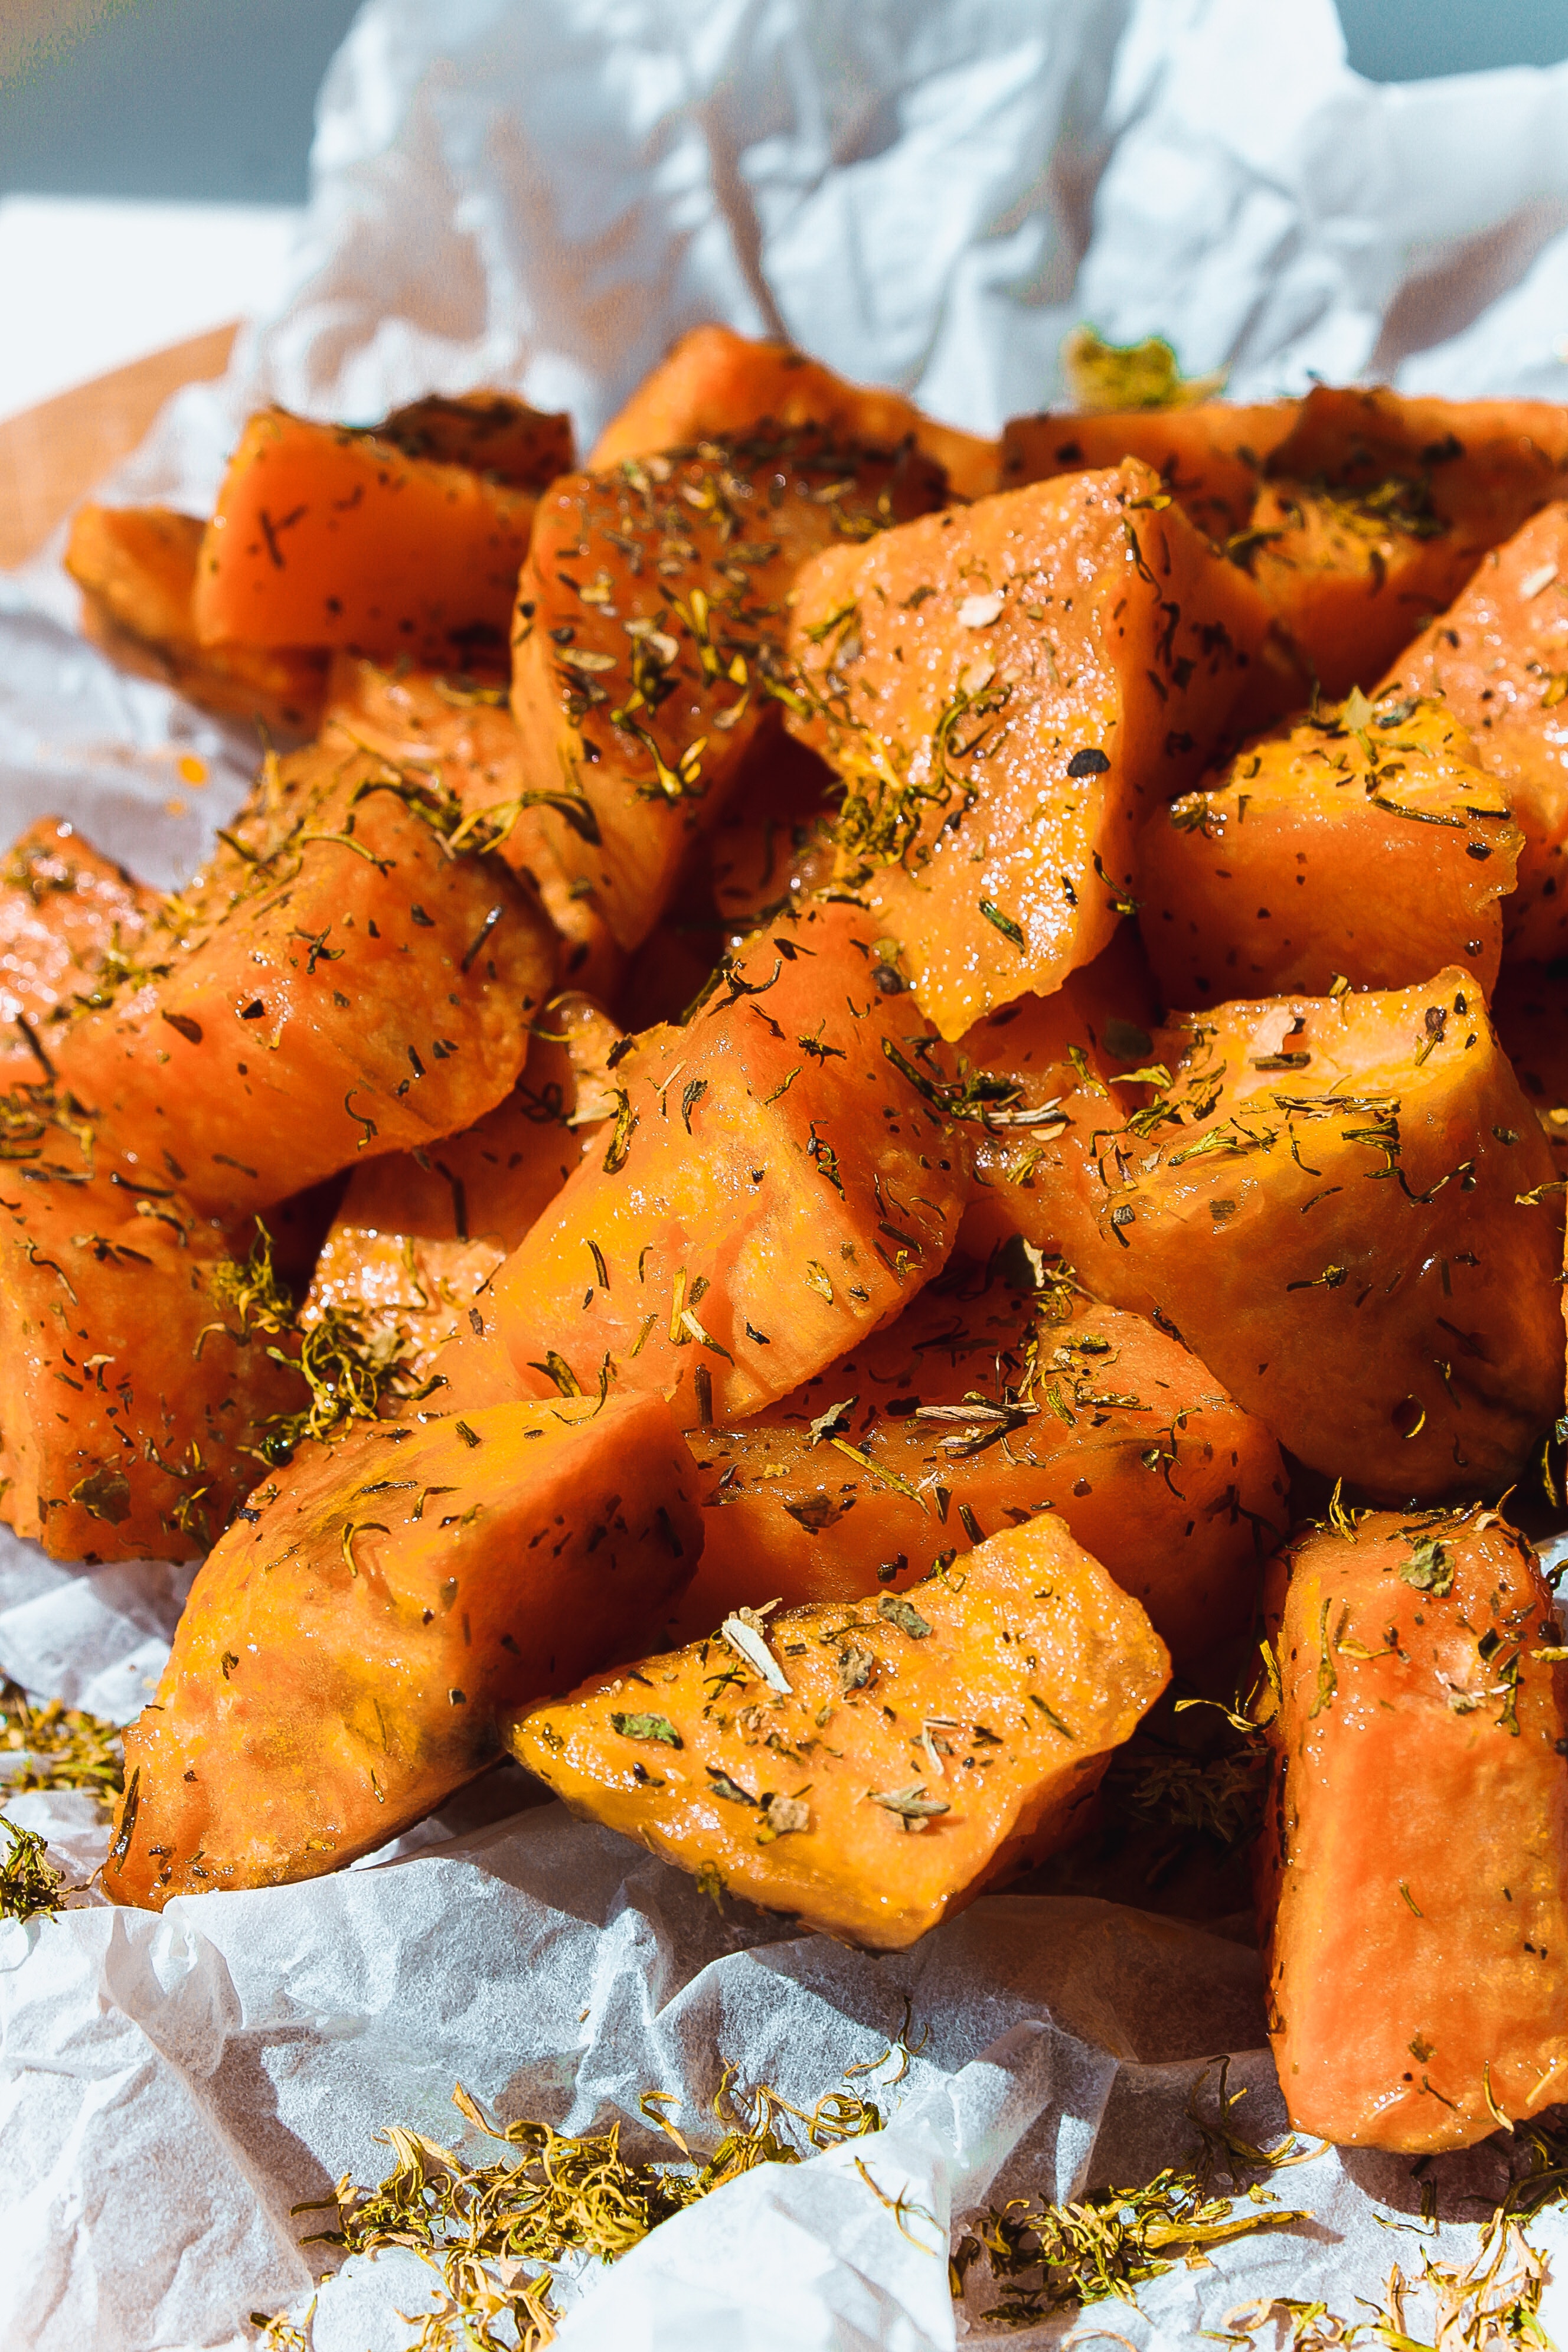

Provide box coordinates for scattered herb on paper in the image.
[1,1677,123,1804]
[281,2068,883,2350]
[952,2066,1311,2322]
[0,1817,73,1923]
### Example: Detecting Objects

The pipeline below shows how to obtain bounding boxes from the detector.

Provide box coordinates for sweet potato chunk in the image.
[490,899,969,1429]
[193,410,538,668]
[322,656,622,997]
[1379,502,1568,961]
[1255,1507,1568,2150]
[65,502,328,734]
[510,1510,1168,1949]
[785,462,1275,1038]
[0,1109,305,1560]
[1048,968,1564,1497]
[1138,695,1521,1004]
[999,401,1299,542]
[0,818,162,1087]
[53,740,556,1223]
[1243,387,1568,700]
[509,430,948,951]
[955,925,1161,1272]
[671,1273,1285,1667]
[305,1001,620,1378]
[589,324,998,500]
[106,1393,702,1910]
[375,391,574,488]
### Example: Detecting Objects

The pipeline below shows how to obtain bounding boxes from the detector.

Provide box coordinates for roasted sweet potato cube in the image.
[671,1275,1285,1668]
[322,656,622,997]
[1138,695,1521,1004]
[305,1000,622,1378]
[954,925,1161,1273]
[489,899,970,1429]
[590,324,998,500]
[0,818,162,1087]
[65,502,328,734]
[999,401,1299,541]
[192,409,538,669]
[785,461,1276,1038]
[53,741,557,1223]
[1053,968,1564,1498]
[375,391,575,488]
[0,1113,305,1561]
[1255,1507,1568,2150]
[509,430,948,951]
[106,1393,703,1909]
[1243,387,1568,699]
[509,1509,1168,1950]
[1379,502,1568,961]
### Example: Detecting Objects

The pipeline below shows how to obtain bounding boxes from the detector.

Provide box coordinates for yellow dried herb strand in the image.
[205,1224,437,1455]
[1,1678,123,1804]
[285,2067,883,2351]
[956,2062,1311,2322]
[0,1817,73,1922]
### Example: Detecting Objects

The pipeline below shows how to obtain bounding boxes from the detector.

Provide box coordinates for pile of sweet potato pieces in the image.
[21,331,1568,2152]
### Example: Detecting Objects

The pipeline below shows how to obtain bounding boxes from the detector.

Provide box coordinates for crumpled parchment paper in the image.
[6,2,1568,2344]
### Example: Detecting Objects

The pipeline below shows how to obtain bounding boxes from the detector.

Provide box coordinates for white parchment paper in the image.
[6,1,1568,2344]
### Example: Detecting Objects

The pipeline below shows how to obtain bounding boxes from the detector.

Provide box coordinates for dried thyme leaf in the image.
[838,1642,877,1694]
[610,1711,682,1747]
[878,1592,932,1640]
[868,1782,949,1829]
[1398,1536,1455,1597]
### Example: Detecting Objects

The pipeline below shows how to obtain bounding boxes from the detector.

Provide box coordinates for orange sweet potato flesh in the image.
[0,818,162,1087]
[375,391,575,488]
[1244,386,1568,700]
[53,739,557,1223]
[0,1108,305,1561]
[1378,502,1568,962]
[192,410,538,668]
[322,656,622,998]
[955,923,1161,1272]
[105,1393,702,1909]
[65,502,328,734]
[509,1509,1168,1951]
[671,1273,1285,1668]
[1256,1507,1568,2149]
[1038,968,1564,1498]
[305,999,620,1378]
[1138,694,1521,1005]
[785,461,1279,1039]
[590,324,999,501]
[489,899,970,1429]
[999,401,1299,541]
[509,430,949,952]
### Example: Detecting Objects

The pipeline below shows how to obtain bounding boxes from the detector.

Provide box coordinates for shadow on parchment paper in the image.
[1368,195,1568,376]
[1338,2112,1568,2225]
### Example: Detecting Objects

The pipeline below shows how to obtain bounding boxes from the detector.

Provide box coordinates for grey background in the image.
[0,0,1566,204]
